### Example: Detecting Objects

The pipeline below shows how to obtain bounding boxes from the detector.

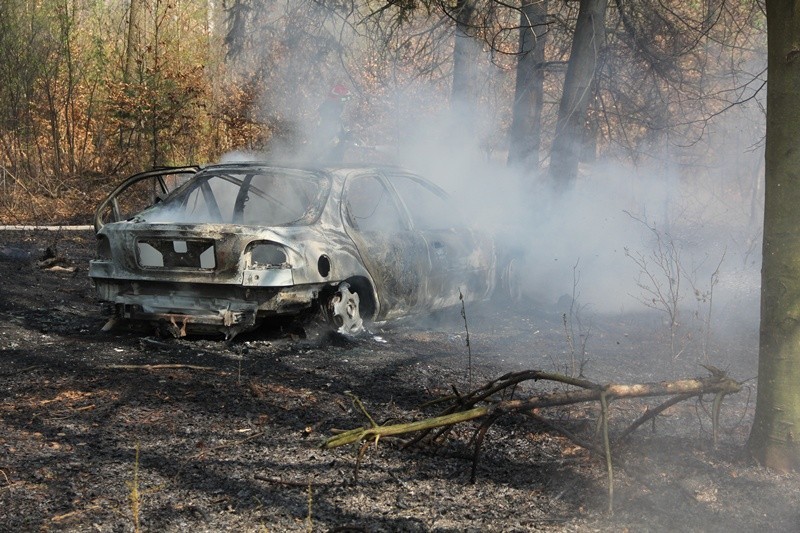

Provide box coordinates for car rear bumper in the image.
[93,277,325,336]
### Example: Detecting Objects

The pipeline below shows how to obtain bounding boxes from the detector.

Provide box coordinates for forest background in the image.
[0,0,768,233]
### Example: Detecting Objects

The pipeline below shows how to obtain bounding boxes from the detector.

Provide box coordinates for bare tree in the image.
[507,0,548,171]
[452,0,480,130]
[125,0,145,84]
[549,0,607,189]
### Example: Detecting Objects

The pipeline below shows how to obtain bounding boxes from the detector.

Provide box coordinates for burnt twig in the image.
[102,364,215,371]
[615,392,696,443]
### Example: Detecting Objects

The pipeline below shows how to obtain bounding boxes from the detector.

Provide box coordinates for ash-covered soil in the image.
[0,229,797,532]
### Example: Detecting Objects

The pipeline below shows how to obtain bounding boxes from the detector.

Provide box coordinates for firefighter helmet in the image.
[328,84,352,101]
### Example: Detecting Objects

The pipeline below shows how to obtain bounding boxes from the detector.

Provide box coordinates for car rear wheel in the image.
[329,282,364,335]
[495,255,525,304]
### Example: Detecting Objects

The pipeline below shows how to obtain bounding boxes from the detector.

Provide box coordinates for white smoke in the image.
[220,0,764,345]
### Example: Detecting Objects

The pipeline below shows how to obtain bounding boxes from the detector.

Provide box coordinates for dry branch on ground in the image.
[324,369,742,513]
[324,370,742,450]
[101,364,215,371]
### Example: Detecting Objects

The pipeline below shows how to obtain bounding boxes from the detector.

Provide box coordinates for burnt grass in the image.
[0,229,798,532]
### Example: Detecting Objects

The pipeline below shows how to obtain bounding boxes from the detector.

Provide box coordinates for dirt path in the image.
[0,229,795,532]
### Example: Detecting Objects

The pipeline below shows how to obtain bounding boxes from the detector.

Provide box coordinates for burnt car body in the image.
[89,163,497,338]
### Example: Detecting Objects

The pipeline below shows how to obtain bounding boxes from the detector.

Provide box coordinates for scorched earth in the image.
[0,228,798,532]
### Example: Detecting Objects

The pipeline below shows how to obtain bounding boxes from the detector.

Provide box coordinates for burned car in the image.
[89,163,498,338]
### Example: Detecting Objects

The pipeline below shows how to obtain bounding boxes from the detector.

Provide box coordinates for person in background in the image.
[315,84,352,163]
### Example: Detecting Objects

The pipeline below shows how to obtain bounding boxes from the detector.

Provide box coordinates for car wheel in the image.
[329,282,364,335]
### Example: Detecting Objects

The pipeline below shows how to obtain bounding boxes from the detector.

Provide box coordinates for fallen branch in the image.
[322,369,742,515]
[102,364,215,371]
[254,474,323,488]
[325,406,488,449]
[404,370,598,448]
[190,430,265,459]
[600,391,613,514]
[525,411,604,455]
[323,373,741,449]
[615,392,696,443]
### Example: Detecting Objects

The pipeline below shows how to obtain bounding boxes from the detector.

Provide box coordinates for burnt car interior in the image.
[140,169,330,226]
[95,165,332,230]
[345,175,407,233]
[94,166,201,231]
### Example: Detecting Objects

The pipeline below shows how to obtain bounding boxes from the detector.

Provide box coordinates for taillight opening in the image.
[247,242,289,269]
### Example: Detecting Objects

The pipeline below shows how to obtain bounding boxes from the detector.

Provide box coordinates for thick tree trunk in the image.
[748,0,800,472]
[549,0,607,189]
[507,0,547,171]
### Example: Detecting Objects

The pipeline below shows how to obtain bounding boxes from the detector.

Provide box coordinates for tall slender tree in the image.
[451,0,480,131]
[549,0,607,189]
[507,0,548,170]
[124,0,145,83]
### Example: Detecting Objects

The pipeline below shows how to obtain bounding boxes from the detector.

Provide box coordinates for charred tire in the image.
[493,251,524,304]
[329,282,364,335]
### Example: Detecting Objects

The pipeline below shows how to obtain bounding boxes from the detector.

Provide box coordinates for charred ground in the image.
[0,229,797,532]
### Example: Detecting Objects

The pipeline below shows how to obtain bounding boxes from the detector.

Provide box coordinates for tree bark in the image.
[507,0,548,171]
[549,0,607,190]
[125,0,145,84]
[451,0,479,132]
[748,0,800,472]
